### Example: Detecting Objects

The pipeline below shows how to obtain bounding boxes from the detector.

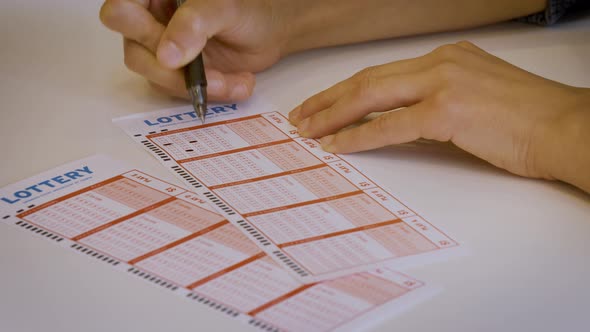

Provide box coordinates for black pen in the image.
[176,0,208,124]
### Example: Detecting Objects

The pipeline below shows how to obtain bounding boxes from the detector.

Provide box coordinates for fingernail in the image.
[230,84,249,100]
[289,105,302,124]
[158,40,183,67]
[207,78,224,93]
[298,118,310,136]
[320,135,335,151]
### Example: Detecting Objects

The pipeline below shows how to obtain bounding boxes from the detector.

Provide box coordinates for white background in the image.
[1,1,589,331]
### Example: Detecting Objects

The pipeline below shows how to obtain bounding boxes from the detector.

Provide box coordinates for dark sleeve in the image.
[520,0,580,25]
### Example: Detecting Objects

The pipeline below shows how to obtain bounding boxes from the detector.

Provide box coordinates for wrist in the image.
[272,0,374,56]
[543,88,590,193]
[270,0,329,56]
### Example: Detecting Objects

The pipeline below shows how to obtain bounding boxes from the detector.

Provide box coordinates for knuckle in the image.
[433,61,462,81]
[431,43,463,60]
[169,7,198,41]
[355,72,379,100]
[456,40,476,48]
[169,7,207,50]
[455,40,488,57]
[353,66,378,82]
[177,6,202,34]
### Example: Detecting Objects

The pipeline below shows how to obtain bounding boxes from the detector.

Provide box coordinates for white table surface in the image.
[1,1,589,332]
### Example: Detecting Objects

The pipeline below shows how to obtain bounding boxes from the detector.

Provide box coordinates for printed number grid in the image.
[8,163,429,332]
[145,113,457,278]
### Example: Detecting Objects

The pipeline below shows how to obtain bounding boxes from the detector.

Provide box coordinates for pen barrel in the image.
[184,54,207,89]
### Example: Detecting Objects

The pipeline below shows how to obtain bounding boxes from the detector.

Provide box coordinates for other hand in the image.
[289,41,590,192]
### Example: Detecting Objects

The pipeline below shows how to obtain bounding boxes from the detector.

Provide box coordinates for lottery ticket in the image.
[114,103,463,283]
[0,154,437,332]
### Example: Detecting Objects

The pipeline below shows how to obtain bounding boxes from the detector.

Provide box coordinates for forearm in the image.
[278,0,547,55]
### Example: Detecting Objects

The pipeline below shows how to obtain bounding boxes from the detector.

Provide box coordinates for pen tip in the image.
[188,85,207,124]
[197,103,206,124]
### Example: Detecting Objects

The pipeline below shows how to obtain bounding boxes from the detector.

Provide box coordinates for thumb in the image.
[157,0,239,69]
[320,104,430,154]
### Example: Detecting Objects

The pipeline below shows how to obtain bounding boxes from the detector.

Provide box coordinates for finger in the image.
[151,72,256,101]
[149,81,188,99]
[100,0,164,52]
[289,79,356,125]
[297,71,433,138]
[319,103,431,154]
[124,39,256,101]
[290,55,444,125]
[124,38,185,93]
[157,0,240,68]
[217,72,257,101]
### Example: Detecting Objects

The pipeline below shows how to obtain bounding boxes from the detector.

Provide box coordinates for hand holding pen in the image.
[100,0,273,103]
